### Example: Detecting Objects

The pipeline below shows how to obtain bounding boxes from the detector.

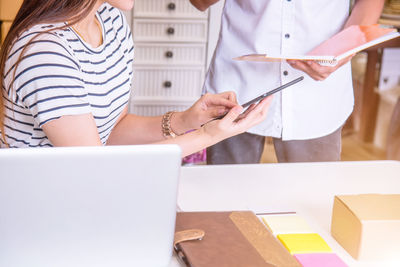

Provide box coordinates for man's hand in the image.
[287,55,353,81]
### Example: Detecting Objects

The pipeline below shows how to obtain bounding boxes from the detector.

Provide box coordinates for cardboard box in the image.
[331,194,400,261]
[0,0,23,21]
[1,21,12,43]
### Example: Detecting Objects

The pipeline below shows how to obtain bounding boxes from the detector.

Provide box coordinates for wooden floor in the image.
[340,133,386,161]
[260,132,386,164]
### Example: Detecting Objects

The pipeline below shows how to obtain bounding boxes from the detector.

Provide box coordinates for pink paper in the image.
[308,24,394,57]
[294,253,348,267]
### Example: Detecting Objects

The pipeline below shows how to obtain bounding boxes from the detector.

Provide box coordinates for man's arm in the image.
[288,0,385,81]
[344,0,385,27]
[189,0,220,11]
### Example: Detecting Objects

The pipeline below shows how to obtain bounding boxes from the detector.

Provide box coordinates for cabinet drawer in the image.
[129,101,193,116]
[134,0,208,19]
[132,66,204,98]
[134,43,206,66]
[133,19,208,43]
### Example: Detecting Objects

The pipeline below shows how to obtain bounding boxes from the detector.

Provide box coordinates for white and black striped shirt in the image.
[1,3,134,148]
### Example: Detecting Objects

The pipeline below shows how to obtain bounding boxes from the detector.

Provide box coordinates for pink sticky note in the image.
[294,253,348,267]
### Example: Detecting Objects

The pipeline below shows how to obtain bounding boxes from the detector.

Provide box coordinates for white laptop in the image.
[0,144,181,267]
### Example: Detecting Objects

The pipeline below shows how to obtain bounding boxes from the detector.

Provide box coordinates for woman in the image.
[0,0,271,157]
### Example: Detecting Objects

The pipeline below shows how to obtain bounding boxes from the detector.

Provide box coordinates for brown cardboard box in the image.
[0,0,23,21]
[1,20,12,43]
[331,194,400,261]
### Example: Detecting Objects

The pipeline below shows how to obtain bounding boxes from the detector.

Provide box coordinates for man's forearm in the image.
[189,0,220,11]
[344,0,385,27]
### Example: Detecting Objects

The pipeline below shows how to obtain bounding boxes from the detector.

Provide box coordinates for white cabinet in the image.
[129,0,210,116]
[134,43,206,66]
[133,0,208,19]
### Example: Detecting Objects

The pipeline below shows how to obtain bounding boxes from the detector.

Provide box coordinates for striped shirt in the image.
[1,3,134,148]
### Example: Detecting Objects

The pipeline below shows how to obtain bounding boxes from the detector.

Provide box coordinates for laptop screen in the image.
[0,145,181,267]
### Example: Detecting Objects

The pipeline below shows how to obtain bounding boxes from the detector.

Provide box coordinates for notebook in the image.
[174,211,301,267]
[0,145,182,267]
[235,24,400,65]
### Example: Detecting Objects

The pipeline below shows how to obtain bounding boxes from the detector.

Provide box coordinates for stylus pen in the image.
[212,76,304,121]
[241,76,304,108]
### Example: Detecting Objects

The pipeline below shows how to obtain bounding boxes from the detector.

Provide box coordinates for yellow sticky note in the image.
[261,214,313,235]
[277,233,332,254]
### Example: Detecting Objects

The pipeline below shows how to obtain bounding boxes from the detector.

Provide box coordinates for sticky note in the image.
[261,214,313,235]
[277,233,332,254]
[294,253,348,267]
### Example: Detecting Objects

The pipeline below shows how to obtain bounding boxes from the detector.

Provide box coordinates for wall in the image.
[0,0,23,42]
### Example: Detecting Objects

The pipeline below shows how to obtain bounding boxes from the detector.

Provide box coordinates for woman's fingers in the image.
[234,96,272,127]
[203,96,272,142]
[220,105,243,124]
[217,91,237,103]
[203,93,238,109]
[218,97,270,133]
[206,106,230,118]
[185,92,238,128]
[235,104,256,121]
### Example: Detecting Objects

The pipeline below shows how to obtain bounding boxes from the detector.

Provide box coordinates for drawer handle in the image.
[164,81,172,88]
[167,27,175,35]
[165,51,174,58]
[167,3,176,10]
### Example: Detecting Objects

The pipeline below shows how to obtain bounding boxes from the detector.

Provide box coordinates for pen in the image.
[241,76,304,108]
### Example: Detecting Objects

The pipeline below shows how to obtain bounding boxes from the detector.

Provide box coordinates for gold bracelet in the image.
[162,111,179,138]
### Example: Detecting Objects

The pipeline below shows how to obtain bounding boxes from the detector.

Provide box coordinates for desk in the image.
[170,160,400,267]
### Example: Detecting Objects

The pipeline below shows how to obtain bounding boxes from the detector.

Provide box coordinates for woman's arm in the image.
[42,93,272,157]
[189,0,220,11]
[42,92,236,147]
[106,109,168,145]
[42,113,102,146]
[41,110,167,147]
[107,91,238,145]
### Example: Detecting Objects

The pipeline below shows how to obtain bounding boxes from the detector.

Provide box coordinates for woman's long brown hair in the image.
[0,0,99,144]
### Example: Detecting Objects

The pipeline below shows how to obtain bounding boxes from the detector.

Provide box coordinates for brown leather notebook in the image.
[174,211,301,267]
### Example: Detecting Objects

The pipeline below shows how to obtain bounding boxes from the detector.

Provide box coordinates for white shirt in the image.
[204,0,353,140]
[1,3,133,148]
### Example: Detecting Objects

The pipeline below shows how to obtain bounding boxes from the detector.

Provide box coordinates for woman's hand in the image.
[201,96,272,143]
[171,91,238,134]
[287,55,353,81]
[156,95,272,157]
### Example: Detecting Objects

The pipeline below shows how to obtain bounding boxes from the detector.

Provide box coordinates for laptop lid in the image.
[0,144,181,267]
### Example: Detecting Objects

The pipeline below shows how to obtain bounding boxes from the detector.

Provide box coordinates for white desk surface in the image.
[170,160,400,267]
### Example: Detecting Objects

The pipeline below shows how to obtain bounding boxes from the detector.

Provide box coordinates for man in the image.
[190,0,385,163]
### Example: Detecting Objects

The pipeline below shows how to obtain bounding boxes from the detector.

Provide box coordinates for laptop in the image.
[0,144,181,267]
